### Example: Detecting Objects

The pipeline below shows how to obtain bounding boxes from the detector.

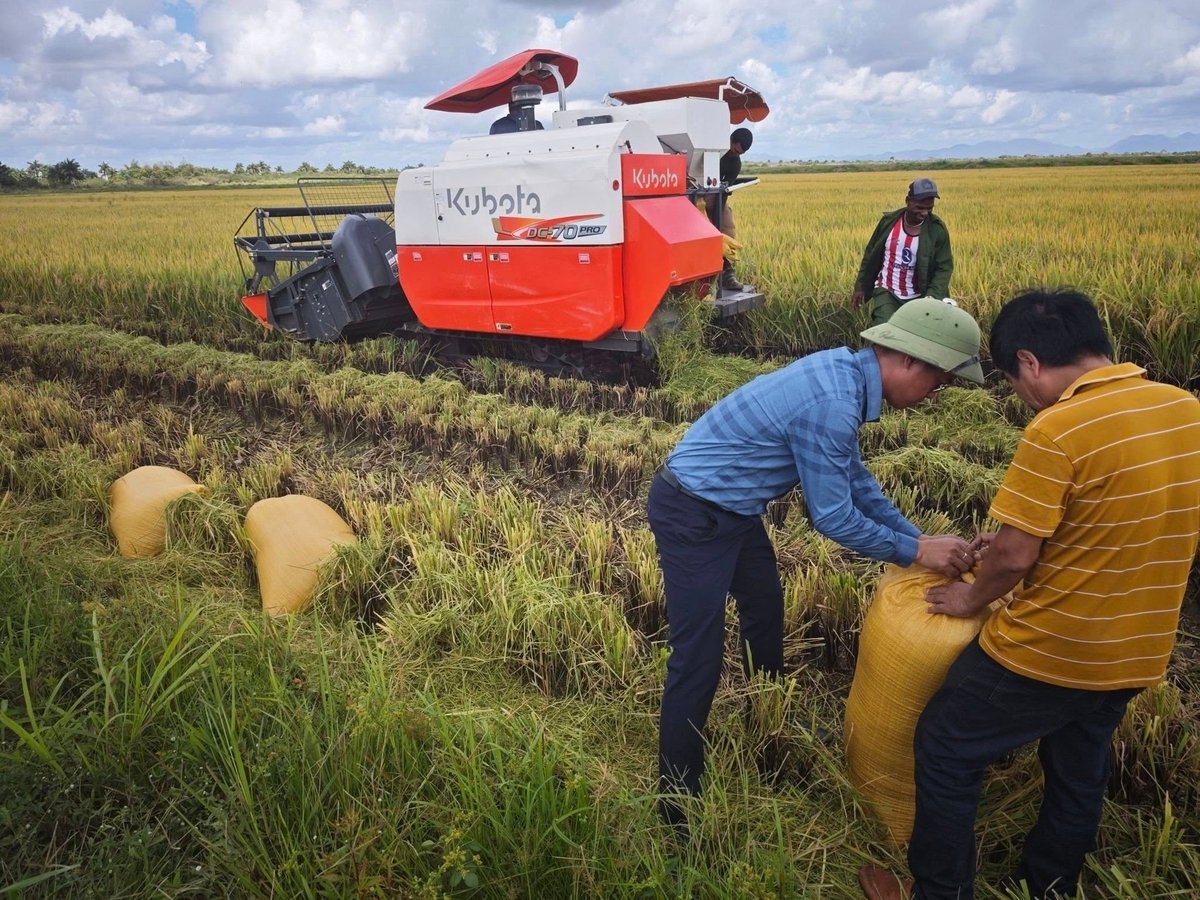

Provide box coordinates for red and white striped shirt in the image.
[874,217,921,299]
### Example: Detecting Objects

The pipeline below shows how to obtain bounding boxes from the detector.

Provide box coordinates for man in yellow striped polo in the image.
[860,289,1200,900]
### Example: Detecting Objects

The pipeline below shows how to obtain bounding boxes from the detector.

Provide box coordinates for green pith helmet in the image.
[861,298,985,384]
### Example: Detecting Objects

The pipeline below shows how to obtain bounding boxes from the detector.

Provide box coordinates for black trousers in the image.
[909,639,1139,900]
[646,471,785,801]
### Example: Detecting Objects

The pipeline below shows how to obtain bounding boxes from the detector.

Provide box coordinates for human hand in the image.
[851,290,865,310]
[926,581,979,618]
[915,534,973,578]
[968,531,996,563]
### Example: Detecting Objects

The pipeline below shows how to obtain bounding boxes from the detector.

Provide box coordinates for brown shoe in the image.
[858,865,914,900]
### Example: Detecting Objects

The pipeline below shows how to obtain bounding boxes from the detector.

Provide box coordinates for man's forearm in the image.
[962,527,1042,613]
[960,563,1026,616]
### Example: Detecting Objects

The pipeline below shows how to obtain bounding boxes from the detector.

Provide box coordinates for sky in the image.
[2,0,1199,172]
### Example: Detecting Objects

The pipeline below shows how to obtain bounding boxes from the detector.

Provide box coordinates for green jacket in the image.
[854,208,954,300]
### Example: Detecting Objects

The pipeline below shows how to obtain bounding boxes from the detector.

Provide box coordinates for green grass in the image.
[2,164,1198,897]
[1,319,1196,896]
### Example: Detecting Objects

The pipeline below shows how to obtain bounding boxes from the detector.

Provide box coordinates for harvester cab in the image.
[234,48,769,364]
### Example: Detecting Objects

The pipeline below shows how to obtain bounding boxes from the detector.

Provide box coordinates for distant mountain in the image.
[1103,132,1200,153]
[880,138,1088,160]
[843,133,1200,162]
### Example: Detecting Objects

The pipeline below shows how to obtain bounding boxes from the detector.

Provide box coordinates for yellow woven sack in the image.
[109,466,206,558]
[244,495,356,617]
[844,564,1001,845]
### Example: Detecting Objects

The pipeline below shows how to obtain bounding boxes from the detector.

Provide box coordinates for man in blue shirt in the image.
[648,297,986,831]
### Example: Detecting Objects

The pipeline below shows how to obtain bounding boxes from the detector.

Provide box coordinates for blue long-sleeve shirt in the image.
[665,347,920,565]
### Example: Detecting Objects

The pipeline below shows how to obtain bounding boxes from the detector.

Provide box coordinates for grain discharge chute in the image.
[234,49,769,368]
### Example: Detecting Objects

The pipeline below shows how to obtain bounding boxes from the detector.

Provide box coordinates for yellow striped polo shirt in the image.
[980,363,1200,690]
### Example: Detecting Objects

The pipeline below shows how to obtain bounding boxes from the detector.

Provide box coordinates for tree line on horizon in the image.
[0,158,406,190]
[3,151,1198,192]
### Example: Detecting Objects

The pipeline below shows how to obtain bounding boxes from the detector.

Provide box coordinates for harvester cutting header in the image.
[235,49,770,363]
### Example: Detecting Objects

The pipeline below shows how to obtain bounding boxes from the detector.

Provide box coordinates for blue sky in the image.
[2,0,1198,171]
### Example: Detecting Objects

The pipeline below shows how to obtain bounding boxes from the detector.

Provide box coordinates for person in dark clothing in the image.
[489,102,545,134]
[717,127,753,293]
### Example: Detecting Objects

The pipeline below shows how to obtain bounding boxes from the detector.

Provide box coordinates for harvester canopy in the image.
[424,49,579,113]
[607,77,769,124]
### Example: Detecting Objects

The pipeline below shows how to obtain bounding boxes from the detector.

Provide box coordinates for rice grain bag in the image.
[244,495,356,616]
[844,563,1002,845]
[109,466,206,558]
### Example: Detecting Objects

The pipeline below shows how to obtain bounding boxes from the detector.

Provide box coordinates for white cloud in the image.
[196,0,426,89]
[1,0,1198,169]
[817,66,947,107]
[303,115,343,136]
[1170,43,1200,76]
[739,58,783,98]
[972,38,1017,76]
[41,7,137,41]
[980,89,1019,125]
[947,85,986,108]
[0,100,22,131]
[921,0,1002,43]
[29,100,82,131]
[191,123,233,137]
[476,30,499,56]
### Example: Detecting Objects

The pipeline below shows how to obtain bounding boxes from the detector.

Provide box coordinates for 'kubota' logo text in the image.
[493,214,607,242]
[444,185,541,216]
[630,167,680,191]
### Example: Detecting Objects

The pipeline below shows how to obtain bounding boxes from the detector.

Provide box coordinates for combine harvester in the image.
[235,49,769,373]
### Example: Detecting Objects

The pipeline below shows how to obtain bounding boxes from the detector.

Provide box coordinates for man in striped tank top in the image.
[861,289,1200,900]
[852,178,955,325]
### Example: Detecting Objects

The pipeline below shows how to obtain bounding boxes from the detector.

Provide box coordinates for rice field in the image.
[0,165,1198,898]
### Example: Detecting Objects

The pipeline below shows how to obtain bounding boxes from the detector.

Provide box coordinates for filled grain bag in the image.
[844,563,1003,845]
[109,466,206,558]
[244,495,356,616]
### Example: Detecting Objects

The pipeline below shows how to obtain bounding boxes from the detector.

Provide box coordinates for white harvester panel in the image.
[552,97,731,187]
[394,119,662,247]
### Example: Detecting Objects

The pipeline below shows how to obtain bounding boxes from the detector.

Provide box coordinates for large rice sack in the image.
[109,466,206,558]
[244,495,356,616]
[844,564,1002,845]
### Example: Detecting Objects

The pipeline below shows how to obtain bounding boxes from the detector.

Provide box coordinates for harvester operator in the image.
[717,127,753,293]
[490,84,547,135]
[489,102,545,134]
[852,178,955,325]
[647,297,985,835]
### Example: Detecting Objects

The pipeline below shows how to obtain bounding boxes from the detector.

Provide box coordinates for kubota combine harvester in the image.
[234,49,770,368]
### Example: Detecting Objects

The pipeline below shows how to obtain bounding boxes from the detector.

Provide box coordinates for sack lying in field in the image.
[244,495,356,617]
[109,466,206,558]
[844,563,1003,845]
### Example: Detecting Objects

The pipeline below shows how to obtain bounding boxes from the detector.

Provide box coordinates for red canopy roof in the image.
[425,49,579,114]
[607,77,769,124]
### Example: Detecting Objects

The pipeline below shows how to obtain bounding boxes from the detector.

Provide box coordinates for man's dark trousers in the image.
[909,639,1139,900]
[647,471,785,813]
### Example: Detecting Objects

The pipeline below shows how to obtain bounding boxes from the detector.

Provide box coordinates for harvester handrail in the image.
[235,232,337,249]
[252,202,393,219]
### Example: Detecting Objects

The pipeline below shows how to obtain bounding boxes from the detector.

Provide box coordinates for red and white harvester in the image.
[235,49,769,365]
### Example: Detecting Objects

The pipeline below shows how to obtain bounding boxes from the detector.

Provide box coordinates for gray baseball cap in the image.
[861,297,984,384]
[908,177,940,200]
